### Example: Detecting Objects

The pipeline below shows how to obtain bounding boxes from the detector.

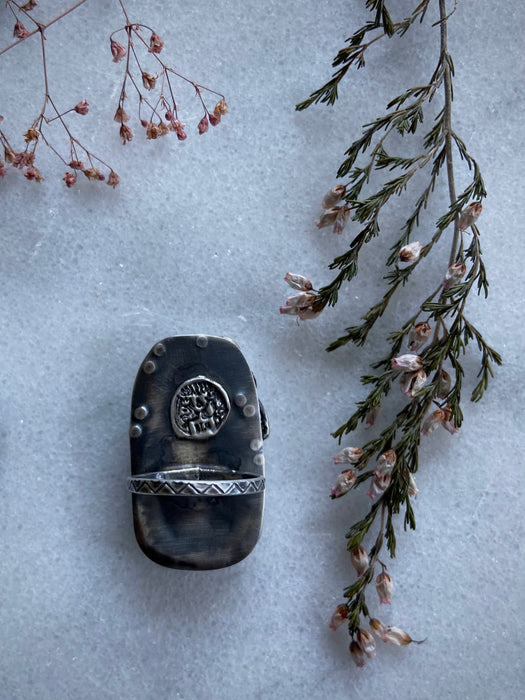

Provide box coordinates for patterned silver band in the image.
[128,466,265,497]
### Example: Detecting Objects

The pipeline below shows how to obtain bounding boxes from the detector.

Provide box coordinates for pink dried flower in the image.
[356,629,376,658]
[69,160,84,170]
[63,172,76,188]
[110,38,127,62]
[398,241,423,262]
[120,124,133,144]
[107,171,120,189]
[376,571,394,604]
[321,184,346,209]
[142,72,157,90]
[24,166,44,182]
[436,369,451,399]
[350,546,369,578]
[367,472,391,500]
[213,98,229,116]
[13,20,30,40]
[209,113,220,126]
[169,119,187,140]
[24,128,40,143]
[74,100,89,115]
[421,408,446,436]
[83,167,105,181]
[297,307,321,320]
[333,447,363,465]
[148,32,164,54]
[365,405,379,427]
[349,641,366,668]
[146,122,161,140]
[330,469,356,499]
[400,368,428,397]
[20,1,37,10]
[0,161,8,178]
[370,619,416,646]
[329,604,348,631]
[407,473,419,497]
[114,106,130,123]
[315,207,339,229]
[443,262,467,289]
[198,115,209,135]
[391,354,423,372]
[333,205,350,235]
[12,151,34,168]
[408,322,431,352]
[441,407,460,435]
[285,292,316,308]
[284,272,313,291]
[374,449,396,476]
[458,201,482,232]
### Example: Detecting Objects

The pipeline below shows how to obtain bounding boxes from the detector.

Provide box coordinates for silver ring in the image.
[128,465,265,497]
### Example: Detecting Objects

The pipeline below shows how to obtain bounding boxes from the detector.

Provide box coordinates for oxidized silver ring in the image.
[128,466,265,497]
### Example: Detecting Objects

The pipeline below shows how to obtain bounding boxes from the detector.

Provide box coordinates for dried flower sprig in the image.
[110,0,227,146]
[287,0,501,666]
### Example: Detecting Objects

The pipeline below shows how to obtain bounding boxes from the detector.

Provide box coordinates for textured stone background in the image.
[1,1,524,698]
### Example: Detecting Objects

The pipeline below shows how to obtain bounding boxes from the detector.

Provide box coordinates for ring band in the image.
[128,465,265,497]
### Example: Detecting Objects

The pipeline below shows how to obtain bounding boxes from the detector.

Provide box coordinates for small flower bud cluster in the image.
[442,261,467,289]
[367,449,396,500]
[280,272,321,320]
[375,571,394,604]
[315,185,350,235]
[408,322,431,352]
[350,546,369,577]
[458,201,482,232]
[349,629,376,667]
[330,469,356,499]
[328,604,348,631]
[398,241,423,263]
[391,354,427,398]
[370,619,418,646]
[421,406,459,436]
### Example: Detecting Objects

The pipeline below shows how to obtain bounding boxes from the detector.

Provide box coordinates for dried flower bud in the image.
[107,171,120,189]
[114,106,130,123]
[20,1,37,10]
[0,161,7,179]
[330,469,356,499]
[408,322,431,352]
[285,292,316,308]
[391,354,423,372]
[284,272,313,291]
[298,307,321,320]
[375,449,396,475]
[279,306,298,316]
[443,262,467,289]
[119,124,133,144]
[198,115,209,135]
[367,472,391,500]
[400,368,427,398]
[83,167,104,181]
[350,546,369,577]
[376,571,394,604]
[62,172,76,188]
[169,119,187,140]
[74,100,89,115]
[333,205,350,235]
[370,619,416,645]
[407,473,419,497]
[148,32,164,54]
[329,604,348,631]
[436,369,451,399]
[365,405,379,427]
[349,641,366,668]
[142,72,157,90]
[12,151,34,168]
[458,201,482,232]
[369,618,388,641]
[315,207,339,229]
[23,128,40,143]
[421,408,445,436]
[110,38,127,62]
[209,113,220,127]
[13,20,30,40]
[398,241,423,262]
[69,160,84,170]
[333,447,363,465]
[4,147,16,164]
[441,407,460,435]
[146,122,161,140]
[321,184,346,209]
[356,629,376,658]
[213,98,229,117]
[23,166,44,182]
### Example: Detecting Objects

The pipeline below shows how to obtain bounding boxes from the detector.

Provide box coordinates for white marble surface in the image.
[1,1,524,698]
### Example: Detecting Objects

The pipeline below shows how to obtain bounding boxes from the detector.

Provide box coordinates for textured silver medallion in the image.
[170,376,230,439]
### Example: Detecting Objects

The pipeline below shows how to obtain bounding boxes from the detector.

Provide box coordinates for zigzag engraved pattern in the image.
[128,476,265,497]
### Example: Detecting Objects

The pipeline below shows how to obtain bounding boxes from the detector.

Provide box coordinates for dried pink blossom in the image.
[74,100,89,115]
[391,354,423,372]
[198,115,209,135]
[13,20,30,40]
[69,159,84,170]
[408,322,431,352]
[330,469,356,499]
[62,172,76,188]
[349,641,366,668]
[23,166,44,182]
[333,205,350,235]
[376,571,394,604]
[110,38,127,62]
[297,307,321,320]
[114,106,130,123]
[169,119,187,140]
[284,272,313,291]
[321,184,346,209]
[329,604,348,631]
[458,201,482,232]
[333,447,363,465]
[20,1,37,10]
[0,161,8,178]
[120,124,133,144]
[213,98,229,116]
[285,292,316,308]
[400,368,428,397]
[12,151,34,168]
[375,449,396,474]
[367,472,391,500]
[315,207,339,229]
[146,122,161,140]
[356,629,376,658]
[407,473,419,497]
[436,369,451,399]
[24,128,40,143]
[107,171,120,189]
[148,32,164,54]
[209,113,220,127]
[370,619,415,646]
[142,72,157,90]
[398,241,423,262]
[83,167,105,181]
[350,546,369,578]
[443,262,467,289]
[421,408,446,435]
[441,407,460,435]
[365,405,379,427]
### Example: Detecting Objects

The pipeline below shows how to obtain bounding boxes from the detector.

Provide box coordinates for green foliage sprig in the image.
[283,0,501,667]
